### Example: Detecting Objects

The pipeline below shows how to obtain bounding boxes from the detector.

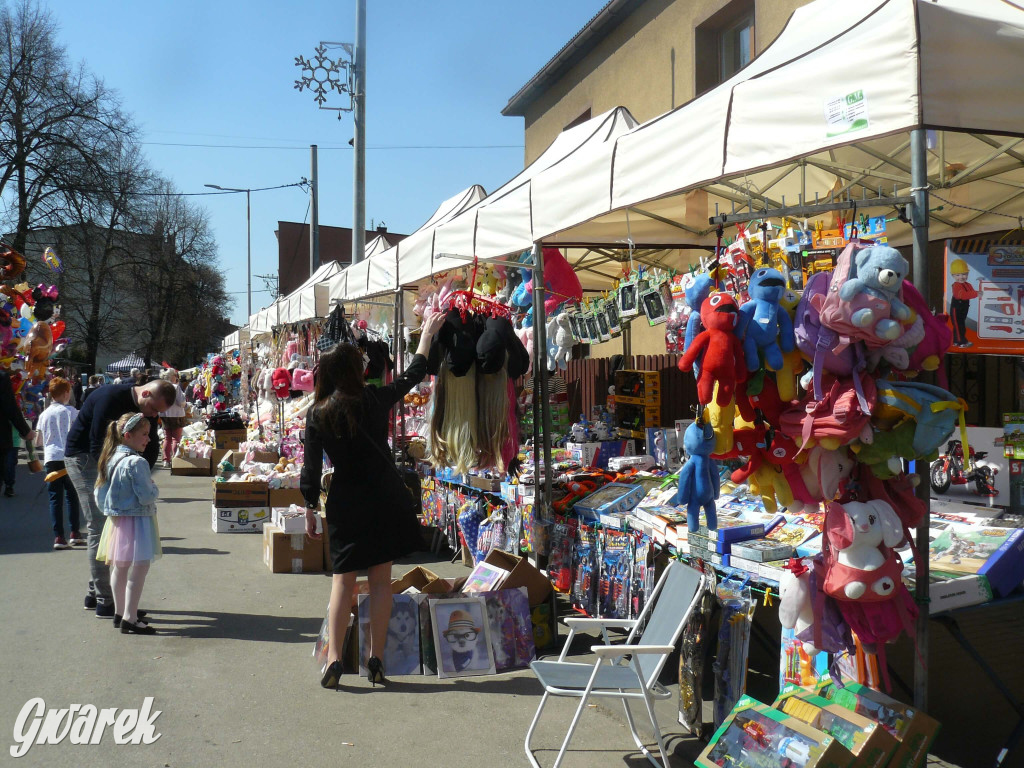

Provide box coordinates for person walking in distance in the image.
[158,368,188,469]
[37,377,83,550]
[0,370,36,499]
[65,378,174,618]
[95,413,161,634]
[303,310,445,690]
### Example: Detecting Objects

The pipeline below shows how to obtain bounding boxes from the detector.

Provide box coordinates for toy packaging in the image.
[697,694,855,768]
[775,690,899,768]
[817,682,940,768]
[572,482,645,521]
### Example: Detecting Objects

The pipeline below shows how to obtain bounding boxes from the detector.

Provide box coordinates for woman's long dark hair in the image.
[311,344,366,435]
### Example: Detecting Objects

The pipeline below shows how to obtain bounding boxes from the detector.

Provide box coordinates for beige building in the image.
[502,0,810,356]
[503,0,808,166]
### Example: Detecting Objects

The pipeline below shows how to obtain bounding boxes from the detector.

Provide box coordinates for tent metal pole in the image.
[910,127,931,713]
[531,242,553,525]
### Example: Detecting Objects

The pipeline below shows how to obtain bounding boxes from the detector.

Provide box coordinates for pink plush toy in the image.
[538,248,583,315]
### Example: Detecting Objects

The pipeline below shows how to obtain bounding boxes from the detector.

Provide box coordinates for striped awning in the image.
[106,351,147,375]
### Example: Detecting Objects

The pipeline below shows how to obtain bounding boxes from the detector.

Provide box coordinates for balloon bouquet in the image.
[0,244,66,420]
[675,226,960,678]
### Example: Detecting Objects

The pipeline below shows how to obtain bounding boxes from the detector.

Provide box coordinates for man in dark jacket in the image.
[65,379,175,617]
[0,371,36,498]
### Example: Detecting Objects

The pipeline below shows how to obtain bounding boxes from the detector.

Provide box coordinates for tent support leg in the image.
[910,127,931,714]
[531,243,554,529]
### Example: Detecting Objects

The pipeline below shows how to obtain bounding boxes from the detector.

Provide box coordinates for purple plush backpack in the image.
[794,270,868,407]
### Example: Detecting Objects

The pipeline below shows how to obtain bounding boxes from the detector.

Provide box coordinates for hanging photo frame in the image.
[605,300,621,336]
[618,279,639,318]
[641,285,669,326]
[585,314,602,345]
[567,312,584,343]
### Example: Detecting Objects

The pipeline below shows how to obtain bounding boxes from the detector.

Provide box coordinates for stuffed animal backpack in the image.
[872,380,964,458]
[899,280,954,377]
[821,499,919,689]
[794,270,867,402]
[779,370,877,451]
[814,242,912,349]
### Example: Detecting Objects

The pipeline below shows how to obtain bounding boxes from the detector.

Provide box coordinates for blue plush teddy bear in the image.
[676,421,720,532]
[838,245,912,340]
[738,267,795,371]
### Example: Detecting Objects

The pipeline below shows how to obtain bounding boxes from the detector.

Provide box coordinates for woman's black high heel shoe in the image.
[120,619,155,635]
[320,660,343,690]
[366,656,386,686]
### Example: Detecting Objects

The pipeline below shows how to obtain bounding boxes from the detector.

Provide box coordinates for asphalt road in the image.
[0,464,712,768]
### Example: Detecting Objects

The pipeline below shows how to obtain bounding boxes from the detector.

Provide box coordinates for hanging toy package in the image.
[678,560,717,738]
[712,579,756,728]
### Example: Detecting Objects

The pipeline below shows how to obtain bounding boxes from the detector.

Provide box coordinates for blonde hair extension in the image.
[476,367,510,473]
[439,365,479,475]
[428,366,450,469]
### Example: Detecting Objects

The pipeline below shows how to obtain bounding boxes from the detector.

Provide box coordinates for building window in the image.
[564,108,592,131]
[695,0,755,96]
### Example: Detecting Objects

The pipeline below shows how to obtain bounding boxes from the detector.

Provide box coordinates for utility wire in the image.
[19,180,306,198]
[141,141,522,150]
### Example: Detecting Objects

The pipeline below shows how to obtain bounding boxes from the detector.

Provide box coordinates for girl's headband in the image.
[122,413,144,435]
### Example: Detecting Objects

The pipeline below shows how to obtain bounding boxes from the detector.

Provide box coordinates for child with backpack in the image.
[95,413,161,635]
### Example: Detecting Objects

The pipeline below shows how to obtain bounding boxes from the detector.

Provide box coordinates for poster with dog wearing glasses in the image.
[429,597,495,678]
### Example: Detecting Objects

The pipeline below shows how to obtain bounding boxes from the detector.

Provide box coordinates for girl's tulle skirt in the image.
[97,515,162,564]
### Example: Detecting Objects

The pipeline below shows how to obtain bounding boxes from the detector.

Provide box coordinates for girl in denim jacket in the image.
[95,413,161,635]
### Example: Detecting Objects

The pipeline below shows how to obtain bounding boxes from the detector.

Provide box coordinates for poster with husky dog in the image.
[358,593,422,676]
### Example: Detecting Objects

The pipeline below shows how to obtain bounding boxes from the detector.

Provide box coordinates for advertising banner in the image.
[944,240,1024,354]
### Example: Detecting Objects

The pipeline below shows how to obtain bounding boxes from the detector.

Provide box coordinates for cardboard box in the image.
[213,428,246,450]
[483,548,552,606]
[268,488,306,508]
[272,507,322,535]
[211,448,230,471]
[213,479,269,508]
[220,448,280,468]
[170,455,211,477]
[906,573,994,614]
[776,691,900,768]
[211,504,269,533]
[565,440,636,469]
[391,566,440,594]
[262,524,323,573]
[573,482,646,521]
[977,527,1024,596]
[817,682,940,768]
[614,369,662,401]
[697,694,855,768]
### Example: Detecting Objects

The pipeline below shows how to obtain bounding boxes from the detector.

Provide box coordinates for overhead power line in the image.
[141,141,522,151]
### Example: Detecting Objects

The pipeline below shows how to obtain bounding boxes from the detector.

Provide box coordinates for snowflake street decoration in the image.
[294,43,351,109]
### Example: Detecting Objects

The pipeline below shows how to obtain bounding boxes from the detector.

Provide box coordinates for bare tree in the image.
[0,0,132,253]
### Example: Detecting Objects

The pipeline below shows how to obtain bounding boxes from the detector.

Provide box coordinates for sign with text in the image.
[944,240,1024,355]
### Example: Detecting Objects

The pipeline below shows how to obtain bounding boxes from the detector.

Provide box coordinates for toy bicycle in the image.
[930,440,998,497]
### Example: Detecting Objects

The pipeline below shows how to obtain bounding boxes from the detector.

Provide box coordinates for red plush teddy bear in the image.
[678,293,746,407]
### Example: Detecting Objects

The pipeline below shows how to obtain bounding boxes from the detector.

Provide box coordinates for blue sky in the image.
[40,0,607,326]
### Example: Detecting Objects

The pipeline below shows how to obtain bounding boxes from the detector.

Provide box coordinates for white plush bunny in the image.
[553,312,573,370]
[826,499,904,600]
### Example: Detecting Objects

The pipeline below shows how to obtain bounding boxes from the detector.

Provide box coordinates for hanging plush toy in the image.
[681,270,715,375]
[675,419,719,532]
[678,293,746,407]
[739,267,795,371]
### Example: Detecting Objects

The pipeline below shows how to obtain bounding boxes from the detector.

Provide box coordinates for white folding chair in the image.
[524,560,706,768]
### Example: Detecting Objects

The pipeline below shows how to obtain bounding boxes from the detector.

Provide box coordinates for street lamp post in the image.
[205,184,252,319]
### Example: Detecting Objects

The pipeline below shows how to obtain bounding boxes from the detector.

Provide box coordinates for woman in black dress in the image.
[303,311,445,689]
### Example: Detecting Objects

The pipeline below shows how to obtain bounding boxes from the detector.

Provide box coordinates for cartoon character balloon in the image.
[22,321,52,382]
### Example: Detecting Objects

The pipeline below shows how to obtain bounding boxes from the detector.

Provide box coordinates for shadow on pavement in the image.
[151,609,321,642]
[160,546,228,556]
[331,674,544,697]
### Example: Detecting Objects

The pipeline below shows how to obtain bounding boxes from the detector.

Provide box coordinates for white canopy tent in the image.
[363,234,392,259]
[248,297,283,336]
[221,327,250,352]
[278,260,345,325]
[328,184,488,304]
[526,0,1024,259]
